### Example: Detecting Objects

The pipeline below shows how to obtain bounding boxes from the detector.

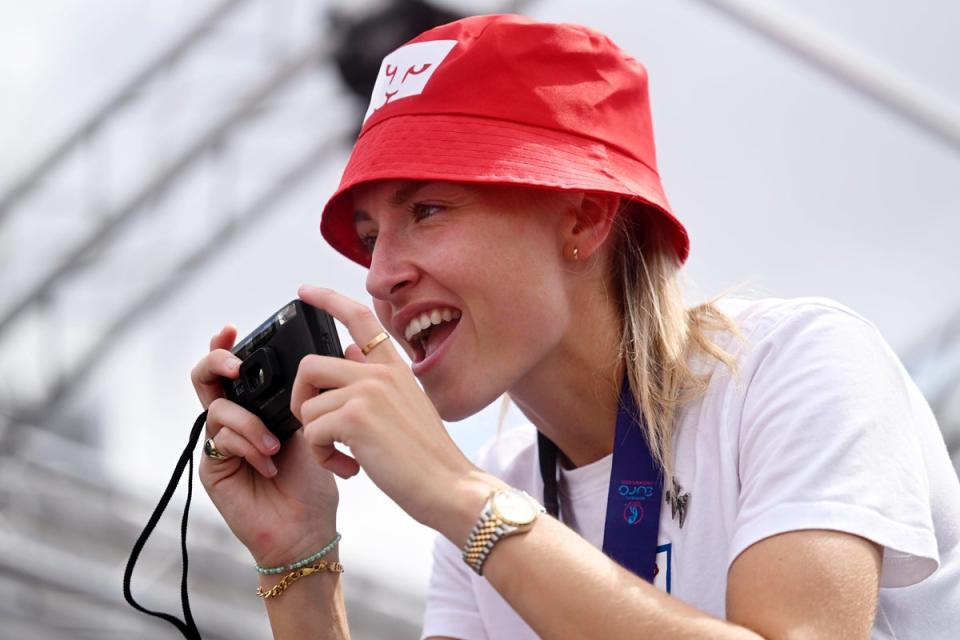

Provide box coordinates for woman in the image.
[193,14,959,639]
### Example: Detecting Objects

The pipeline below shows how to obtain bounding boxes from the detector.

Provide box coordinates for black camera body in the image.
[221,300,343,441]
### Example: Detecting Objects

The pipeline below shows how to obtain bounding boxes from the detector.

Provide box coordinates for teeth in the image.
[403,308,461,342]
[406,317,421,340]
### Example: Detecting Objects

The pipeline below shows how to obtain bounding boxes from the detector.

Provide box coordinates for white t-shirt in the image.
[421,298,960,639]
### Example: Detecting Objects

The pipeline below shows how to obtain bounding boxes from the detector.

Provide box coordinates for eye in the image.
[359,233,377,253]
[410,202,443,221]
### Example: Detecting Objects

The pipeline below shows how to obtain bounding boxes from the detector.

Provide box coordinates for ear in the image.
[562,192,621,261]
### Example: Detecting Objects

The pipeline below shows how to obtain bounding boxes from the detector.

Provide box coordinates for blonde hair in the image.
[611,202,740,486]
[493,187,739,486]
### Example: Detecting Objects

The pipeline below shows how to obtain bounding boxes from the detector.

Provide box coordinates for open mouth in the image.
[404,308,461,363]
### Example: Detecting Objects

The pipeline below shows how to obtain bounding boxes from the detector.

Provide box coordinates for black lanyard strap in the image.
[123,410,207,640]
[537,430,561,519]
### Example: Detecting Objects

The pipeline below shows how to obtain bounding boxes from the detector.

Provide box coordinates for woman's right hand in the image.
[193,324,349,568]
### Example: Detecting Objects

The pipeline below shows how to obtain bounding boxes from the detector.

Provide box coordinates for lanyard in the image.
[123,411,206,640]
[537,378,663,582]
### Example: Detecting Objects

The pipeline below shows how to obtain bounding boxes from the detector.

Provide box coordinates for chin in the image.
[426,383,496,423]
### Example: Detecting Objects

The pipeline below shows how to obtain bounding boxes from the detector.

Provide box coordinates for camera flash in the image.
[277,302,298,326]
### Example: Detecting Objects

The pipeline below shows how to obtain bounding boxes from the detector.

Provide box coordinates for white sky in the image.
[2,0,959,601]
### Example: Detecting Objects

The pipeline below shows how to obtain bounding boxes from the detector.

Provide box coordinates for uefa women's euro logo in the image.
[624,501,644,525]
[618,480,655,525]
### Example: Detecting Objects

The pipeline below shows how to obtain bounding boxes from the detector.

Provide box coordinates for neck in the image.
[508,283,623,469]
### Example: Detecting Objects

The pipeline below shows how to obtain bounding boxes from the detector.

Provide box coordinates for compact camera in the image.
[221,300,343,441]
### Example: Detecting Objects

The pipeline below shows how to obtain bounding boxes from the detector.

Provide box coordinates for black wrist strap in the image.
[122,410,207,640]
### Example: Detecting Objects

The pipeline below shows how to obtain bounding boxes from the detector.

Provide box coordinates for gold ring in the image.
[203,437,229,460]
[361,331,390,356]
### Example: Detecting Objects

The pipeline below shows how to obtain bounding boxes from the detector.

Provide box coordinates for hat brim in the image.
[320,113,689,267]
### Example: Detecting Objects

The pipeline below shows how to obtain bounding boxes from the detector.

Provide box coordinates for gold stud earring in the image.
[573,246,579,261]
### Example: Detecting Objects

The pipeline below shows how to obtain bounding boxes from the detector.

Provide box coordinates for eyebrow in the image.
[352,180,430,226]
[389,180,428,206]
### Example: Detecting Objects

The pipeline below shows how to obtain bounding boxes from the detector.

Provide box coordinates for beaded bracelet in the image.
[255,532,342,575]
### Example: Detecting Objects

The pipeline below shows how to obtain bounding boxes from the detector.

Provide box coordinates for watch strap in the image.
[461,490,542,575]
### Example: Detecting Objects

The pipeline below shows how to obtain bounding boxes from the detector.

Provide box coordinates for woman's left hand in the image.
[291,285,486,535]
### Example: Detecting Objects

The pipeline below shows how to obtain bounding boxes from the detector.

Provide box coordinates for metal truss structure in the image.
[0,0,352,436]
[0,1,419,637]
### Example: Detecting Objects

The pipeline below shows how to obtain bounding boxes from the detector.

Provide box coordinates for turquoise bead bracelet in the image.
[256,532,342,575]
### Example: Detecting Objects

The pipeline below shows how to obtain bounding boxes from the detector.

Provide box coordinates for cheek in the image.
[446,214,562,277]
[440,216,569,333]
[465,257,571,365]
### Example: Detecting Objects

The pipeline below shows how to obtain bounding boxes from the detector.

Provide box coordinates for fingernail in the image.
[226,357,241,370]
[262,433,280,451]
[265,459,278,476]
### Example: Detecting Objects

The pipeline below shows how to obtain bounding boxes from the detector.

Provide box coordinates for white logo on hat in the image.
[363,39,457,123]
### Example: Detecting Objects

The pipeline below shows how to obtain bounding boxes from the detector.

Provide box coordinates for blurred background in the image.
[1,0,957,637]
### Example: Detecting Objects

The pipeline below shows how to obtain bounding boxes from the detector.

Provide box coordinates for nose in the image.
[365,232,418,301]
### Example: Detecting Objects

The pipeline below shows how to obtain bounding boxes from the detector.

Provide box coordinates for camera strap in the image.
[122,410,206,640]
[537,377,663,582]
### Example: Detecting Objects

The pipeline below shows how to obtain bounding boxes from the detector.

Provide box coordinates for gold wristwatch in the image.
[462,488,545,575]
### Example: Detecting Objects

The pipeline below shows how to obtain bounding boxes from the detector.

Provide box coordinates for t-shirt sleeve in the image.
[729,301,940,587]
[421,534,488,640]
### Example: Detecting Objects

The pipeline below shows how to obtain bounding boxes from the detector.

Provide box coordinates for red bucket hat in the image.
[320,13,688,267]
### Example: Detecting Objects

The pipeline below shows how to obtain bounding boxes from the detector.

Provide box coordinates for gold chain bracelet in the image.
[256,561,344,599]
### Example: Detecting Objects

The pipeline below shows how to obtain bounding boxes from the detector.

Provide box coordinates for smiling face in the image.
[351,180,581,420]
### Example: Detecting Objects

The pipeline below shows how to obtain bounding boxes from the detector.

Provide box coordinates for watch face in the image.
[491,490,538,526]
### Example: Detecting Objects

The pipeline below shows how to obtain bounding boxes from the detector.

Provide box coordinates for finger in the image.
[294,387,362,480]
[210,427,278,478]
[297,385,350,426]
[289,355,376,422]
[193,348,242,386]
[209,324,237,352]
[191,348,243,408]
[298,285,401,365]
[313,445,361,479]
[344,344,366,363]
[206,398,281,458]
[300,413,360,479]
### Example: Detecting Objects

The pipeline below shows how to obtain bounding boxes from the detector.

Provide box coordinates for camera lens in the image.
[246,365,266,392]
[238,347,278,400]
